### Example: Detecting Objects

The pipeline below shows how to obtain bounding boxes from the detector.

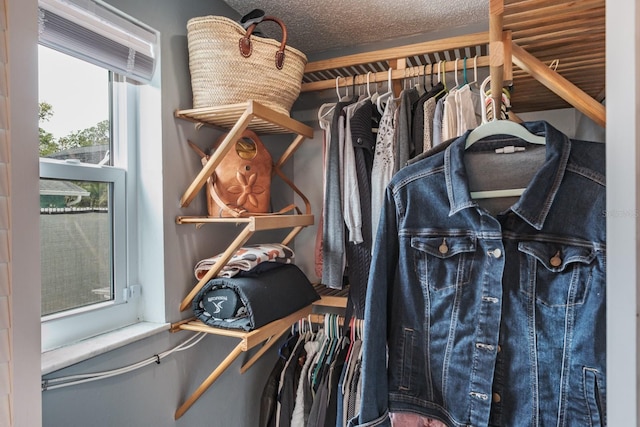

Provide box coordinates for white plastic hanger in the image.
[376,68,394,114]
[468,56,478,88]
[433,60,448,98]
[316,77,343,122]
[318,102,335,122]
[370,71,380,104]
[466,112,546,148]
[335,76,351,101]
[453,59,460,88]
[466,76,546,199]
[466,77,546,148]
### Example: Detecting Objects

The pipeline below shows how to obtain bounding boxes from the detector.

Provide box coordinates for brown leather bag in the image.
[189,129,311,218]
[190,130,272,217]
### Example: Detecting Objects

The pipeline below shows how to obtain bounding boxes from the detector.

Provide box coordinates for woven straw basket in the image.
[186,15,307,116]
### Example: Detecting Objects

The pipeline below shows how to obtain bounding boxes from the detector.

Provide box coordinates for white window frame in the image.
[38,0,159,353]
[39,75,140,352]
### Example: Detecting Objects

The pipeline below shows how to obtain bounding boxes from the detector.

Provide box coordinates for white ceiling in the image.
[221,0,489,55]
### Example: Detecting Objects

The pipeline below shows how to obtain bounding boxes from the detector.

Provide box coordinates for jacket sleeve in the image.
[348,185,399,427]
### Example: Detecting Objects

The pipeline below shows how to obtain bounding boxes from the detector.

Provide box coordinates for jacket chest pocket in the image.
[518,241,596,307]
[411,235,476,291]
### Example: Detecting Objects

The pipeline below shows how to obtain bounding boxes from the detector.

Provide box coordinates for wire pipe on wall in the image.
[41,332,208,391]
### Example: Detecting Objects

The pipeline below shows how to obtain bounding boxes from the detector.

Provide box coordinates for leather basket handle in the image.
[239,16,287,70]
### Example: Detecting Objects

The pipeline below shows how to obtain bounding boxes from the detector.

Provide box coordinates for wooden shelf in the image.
[175,100,314,137]
[176,214,314,230]
[312,283,349,309]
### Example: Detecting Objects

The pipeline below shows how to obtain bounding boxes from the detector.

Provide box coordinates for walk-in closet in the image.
[5,0,638,426]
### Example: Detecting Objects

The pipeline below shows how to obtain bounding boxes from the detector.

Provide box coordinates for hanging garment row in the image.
[260,315,364,427]
[316,60,509,318]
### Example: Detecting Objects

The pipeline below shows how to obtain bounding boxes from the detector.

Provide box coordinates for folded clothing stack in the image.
[194,243,295,280]
[192,263,320,331]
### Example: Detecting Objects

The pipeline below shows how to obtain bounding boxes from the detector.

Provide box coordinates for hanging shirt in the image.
[431,97,445,147]
[315,106,335,279]
[342,99,369,244]
[346,101,378,319]
[411,82,445,156]
[394,88,420,170]
[291,340,320,427]
[370,97,398,244]
[323,99,356,289]
[454,84,481,136]
[422,97,437,152]
[350,121,606,427]
[441,88,459,142]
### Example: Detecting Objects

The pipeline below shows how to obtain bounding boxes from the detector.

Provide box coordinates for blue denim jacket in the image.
[350,121,606,427]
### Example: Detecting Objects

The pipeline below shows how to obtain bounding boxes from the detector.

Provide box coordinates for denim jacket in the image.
[350,121,606,427]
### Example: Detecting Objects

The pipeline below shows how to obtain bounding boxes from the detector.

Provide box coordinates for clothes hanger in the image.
[423,63,429,91]
[466,56,479,88]
[311,314,332,386]
[453,59,460,89]
[365,71,373,100]
[466,76,546,199]
[336,75,351,101]
[413,66,423,94]
[463,57,469,86]
[466,76,546,148]
[316,77,343,121]
[433,60,448,98]
[452,58,468,91]
[430,62,435,89]
[341,318,357,395]
[370,71,380,104]
[318,102,335,121]
[376,68,394,114]
[347,73,360,102]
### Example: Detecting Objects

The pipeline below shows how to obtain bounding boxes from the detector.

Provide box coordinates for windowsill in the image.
[41,321,170,375]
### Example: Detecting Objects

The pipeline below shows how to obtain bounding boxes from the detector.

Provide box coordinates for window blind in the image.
[38,0,158,83]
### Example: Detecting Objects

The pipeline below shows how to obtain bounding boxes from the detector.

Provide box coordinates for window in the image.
[38,0,158,351]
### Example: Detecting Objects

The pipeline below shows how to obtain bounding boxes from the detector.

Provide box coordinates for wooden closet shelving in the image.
[299,0,606,126]
[174,100,315,312]
[173,100,319,419]
[176,100,315,209]
[170,0,607,420]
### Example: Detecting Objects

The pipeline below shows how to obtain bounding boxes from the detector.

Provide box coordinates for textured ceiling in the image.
[221,0,489,55]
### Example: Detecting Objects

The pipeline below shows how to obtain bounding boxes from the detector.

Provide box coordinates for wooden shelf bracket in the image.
[173,305,314,419]
[176,100,314,208]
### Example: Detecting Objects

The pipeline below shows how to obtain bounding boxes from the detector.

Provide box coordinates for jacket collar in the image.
[444,121,571,230]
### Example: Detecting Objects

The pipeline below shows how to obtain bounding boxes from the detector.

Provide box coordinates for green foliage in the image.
[38,102,110,208]
[38,101,109,156]
[39,101,53,122]
[39,102,57,157]
[57,120,109,152]
[39,127,57,157]
[75,181,108,208]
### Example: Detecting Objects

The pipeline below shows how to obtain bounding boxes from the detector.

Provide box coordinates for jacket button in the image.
[550,251,562,267]
[439,239,448,254]
[490,248,502,258]
[356,137,363,145]
[493,392,501,403]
